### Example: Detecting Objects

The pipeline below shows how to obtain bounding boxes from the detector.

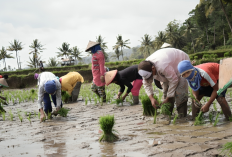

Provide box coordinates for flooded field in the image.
[1,84,232,157]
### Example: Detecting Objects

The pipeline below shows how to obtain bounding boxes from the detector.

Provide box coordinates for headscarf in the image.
[44,80,57,94]
[34,73,39,79]
[138,70,152,79]
[178,60,201,91]
[90,44,101,54]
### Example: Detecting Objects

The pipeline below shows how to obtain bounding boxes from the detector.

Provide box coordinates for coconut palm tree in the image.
[29,39,45,68]
[96,35,109,62]
[27,54,42,68]
[8,39,23,69]
[113,35,130,61]
[200,0,232,33]
[71,46,82,63]
[47,57,59,67]
[183,20,196,53]
[0,46,14,71]
[154,31,167,49]
[111,47,121,60]
[139,34,153,58]
[57,42,72,64]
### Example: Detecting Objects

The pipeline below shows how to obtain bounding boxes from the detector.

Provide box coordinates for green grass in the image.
[220,141,232,157]
[99,115,118,142]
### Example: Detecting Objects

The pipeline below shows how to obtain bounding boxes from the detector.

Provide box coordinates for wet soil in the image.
[1,97,232,157]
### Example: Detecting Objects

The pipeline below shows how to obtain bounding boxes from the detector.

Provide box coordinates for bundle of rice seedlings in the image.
[57,108,70,117]
[153,109,157,124]
[160,103,171,115]
[194,111,204,126]
[173,114,178,124]
[62,91,71,103]
[99,115,118,142]
[141,95,155,116]
[220,141,232,157]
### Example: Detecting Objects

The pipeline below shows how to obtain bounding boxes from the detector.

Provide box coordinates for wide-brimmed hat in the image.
[105,70,118,86]
[0,78,9,87]
[161,43,172,48]
[85,41,100,52]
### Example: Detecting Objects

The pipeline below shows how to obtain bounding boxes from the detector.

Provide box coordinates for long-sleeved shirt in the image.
[143,48,190,97]
[116,65,142,93]
[60,72,84,95]
[92,50,105,87]
[37,72,62,109]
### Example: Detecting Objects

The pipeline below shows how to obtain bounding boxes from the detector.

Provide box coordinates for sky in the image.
[0,0,199,70]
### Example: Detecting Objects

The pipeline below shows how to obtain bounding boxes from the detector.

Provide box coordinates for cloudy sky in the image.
[0,0,199,69]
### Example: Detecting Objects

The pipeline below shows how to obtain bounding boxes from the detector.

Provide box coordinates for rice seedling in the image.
[220,141,232,157]
[213,112,220,127]
[153,109,157,124]
[213,101,217,111]
[85,99,88,105]
[24,111,27,116]
[18,113,23,123]
[34,111,37,118]
[57,108,70,117]
[173,114,178,124]
[28,112,31,119]
[27,116,31,123]
[47,111,52,120]
[158,90,163,103]
[99,115,118,142]
[209,112,213,123]
[8,110,13,121]
[194,111,204,126]
[1,111,5,121]
[141,95,155,116]
[61,90,70,103]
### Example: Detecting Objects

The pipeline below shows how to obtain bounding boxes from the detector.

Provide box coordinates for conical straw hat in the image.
[0,78,9,87]
[105,70,118,86]
[85,41,100,52]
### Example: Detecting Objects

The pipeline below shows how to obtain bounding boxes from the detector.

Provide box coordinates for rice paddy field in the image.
[1,84,232,157]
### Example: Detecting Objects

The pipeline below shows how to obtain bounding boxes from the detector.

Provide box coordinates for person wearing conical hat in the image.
[178,60,232,120]
[138,47,190,118]
[86,41,106,102]
[34,72,62,122]
[105,65,143,105]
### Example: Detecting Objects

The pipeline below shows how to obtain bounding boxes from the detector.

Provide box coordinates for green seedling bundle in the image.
[173,114,178,124]
[141,95,155,116]
[194,111,204,126]
[99,115,118,142]
[61,90,71,103]
[57,108,70,117]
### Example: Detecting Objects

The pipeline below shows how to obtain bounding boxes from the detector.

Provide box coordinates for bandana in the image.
[178,60,201,91]
[34,73,39,79]
[90,44,101,54]
[138,70,152,79]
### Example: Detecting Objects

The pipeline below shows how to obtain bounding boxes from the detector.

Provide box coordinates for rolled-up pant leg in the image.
[43,93,52,114]
[91,82,100,97]
[71,82,82,102]
[175,77,188,118]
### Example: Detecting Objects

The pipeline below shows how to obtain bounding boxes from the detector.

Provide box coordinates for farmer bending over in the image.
[60,72,84,102]
[34,72,62,121]
[104,65,143,105]
[85,41,106,102]
[178,60,231,120]
[138,45,190,118]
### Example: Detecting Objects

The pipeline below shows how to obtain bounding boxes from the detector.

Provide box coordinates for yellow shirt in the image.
[60,72,84,95]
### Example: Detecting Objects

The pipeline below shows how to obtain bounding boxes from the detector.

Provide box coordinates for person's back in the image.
[38,72,56,86]
[118,65,141,83]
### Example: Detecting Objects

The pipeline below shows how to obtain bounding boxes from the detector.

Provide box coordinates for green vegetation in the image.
[141,95,155,116]
[214,113,220,127]
[99,115,118,142]
[220,142,232,157]
[61,90,70,103]
[173,114,178,125]
[194,111,204,126]
[153,109,157,124]
[57,108,69,117]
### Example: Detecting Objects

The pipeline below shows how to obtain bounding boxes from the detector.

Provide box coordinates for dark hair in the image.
[138,61,153,72]
[3,75,8,79]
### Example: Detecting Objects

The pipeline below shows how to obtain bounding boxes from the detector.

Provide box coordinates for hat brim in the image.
[85,42,100,52]
[105,70,118,86]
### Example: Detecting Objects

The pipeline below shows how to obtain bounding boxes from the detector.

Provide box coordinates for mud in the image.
[1,91,232,156]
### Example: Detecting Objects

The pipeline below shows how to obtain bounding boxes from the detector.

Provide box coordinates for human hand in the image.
[201,104,209,113]
[40,113,45,122]
[151,98,159,109]
[161,97,170,105]
[100,76,105,83]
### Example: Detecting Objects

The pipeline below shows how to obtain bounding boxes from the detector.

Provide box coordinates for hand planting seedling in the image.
[194,111,204,126]
[99,115,119,142]
[220,141,232,157]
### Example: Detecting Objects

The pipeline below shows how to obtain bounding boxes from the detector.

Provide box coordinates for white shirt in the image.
[143,48,190,97]
[37,72,62,109]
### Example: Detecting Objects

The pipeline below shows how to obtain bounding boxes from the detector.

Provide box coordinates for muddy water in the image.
[1,98,232,157]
